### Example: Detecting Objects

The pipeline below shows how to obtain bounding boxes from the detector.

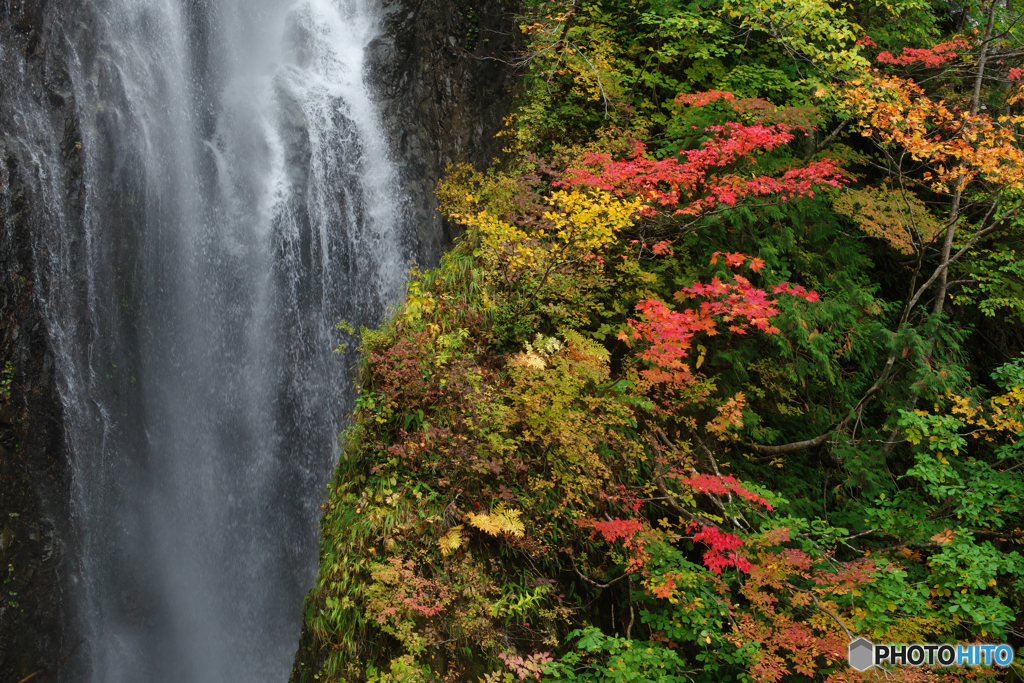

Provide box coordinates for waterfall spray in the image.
[6,0,408,680]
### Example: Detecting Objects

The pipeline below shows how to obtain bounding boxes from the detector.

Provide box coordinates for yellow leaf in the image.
[467,512,502,536]
[494,503,526,537]
[438,525,464,557]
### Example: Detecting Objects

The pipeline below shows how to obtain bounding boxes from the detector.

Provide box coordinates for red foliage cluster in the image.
[682,274,819,332]
[624,298,716,384]
[811,559,878,592]
[498,652,554,681]
[674,90,736,107]
[675,89,820,130]
[770,282,818,300]
[675,473,773,509]
[586,517,645,542]
[649,573,680,599]
[369,558,452,629]
[712,251,763,269]
[620,254,819,384]
[716,531,888,682]
[578,518,653,571]
[692,525,753,574]
[732,608,847,683]
[562,125,843,218]
[877,35,972,67]
[651,239,674,255]
[367,331,439,407]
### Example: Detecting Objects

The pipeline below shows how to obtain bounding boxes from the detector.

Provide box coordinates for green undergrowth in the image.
[290,0,1024,680]
[289,185,1024,683]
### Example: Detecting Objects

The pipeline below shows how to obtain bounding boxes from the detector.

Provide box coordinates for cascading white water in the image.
[8,0,408,680]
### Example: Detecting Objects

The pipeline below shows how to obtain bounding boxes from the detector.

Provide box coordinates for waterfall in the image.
[2,0,409,680]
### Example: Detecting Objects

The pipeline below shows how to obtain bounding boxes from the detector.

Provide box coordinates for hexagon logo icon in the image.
[849,637,875,671]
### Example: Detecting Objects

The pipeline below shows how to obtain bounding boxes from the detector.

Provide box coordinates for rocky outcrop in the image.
[367,0,521,264]
[289,1,519,679]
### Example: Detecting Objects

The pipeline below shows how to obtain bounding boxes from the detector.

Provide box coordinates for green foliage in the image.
[952,246,1024,322]
[542,627,690,682]
[722,0,869,73]
[366,656,434,683]
[292,1,1024,681]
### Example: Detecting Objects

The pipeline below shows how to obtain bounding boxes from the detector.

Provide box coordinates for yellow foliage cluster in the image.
[543,190,643,250]
[458,209,541,270]
[402,277,437,323]
[833,185,943,254]
[467,504,526,537]
[948,388,1024,441]
[437,525,464,557]
[437,506,528,556]
[723,0,869,73]
[453,189,642,272]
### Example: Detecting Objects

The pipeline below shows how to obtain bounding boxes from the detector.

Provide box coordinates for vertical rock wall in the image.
[0,0,80,678]
[0,167,75,681]
[0,153,77,682]
[367,0,520,264]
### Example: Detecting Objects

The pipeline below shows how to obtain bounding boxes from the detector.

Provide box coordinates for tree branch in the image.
[746,431,832,455]
[570,554,630,589]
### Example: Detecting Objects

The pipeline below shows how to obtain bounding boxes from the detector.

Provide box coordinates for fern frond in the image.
[494,504,525,537]
[438,525,464,556]
[467,512,503,536]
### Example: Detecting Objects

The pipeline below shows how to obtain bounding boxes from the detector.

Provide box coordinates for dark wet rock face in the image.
[0,0,80,678]
[0,150,76,683]
[367,0,519,262]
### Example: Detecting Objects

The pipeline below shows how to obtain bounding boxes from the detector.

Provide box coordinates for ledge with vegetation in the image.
[290,0,1024,680]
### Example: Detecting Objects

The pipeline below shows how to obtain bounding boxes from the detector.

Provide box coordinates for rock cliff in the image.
[367,0,519,264]
[0,0,81,678]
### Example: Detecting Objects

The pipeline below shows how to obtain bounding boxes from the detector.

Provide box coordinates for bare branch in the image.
[746,431,832,455]
[570,554,630,589]
[792,588,855,643]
